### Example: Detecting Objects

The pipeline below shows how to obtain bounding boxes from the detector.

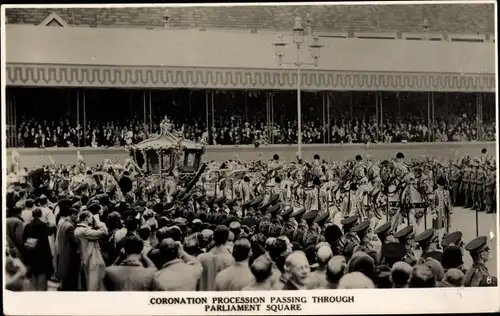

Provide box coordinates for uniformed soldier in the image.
[393,226,417,266]
[380,242,407,267]
[205,196,216,212]
[414,229,441,264]
[315,212,331,235]
[250,196,264,213]
[214,196,226,212]
[450,161,462,206]
[475,163,486,212]
[268,203,282,225]
[374,222,396,244]
[351,220,375,255]
[291,207,308,245]
[441,231,464,253]
[290,206,306,229]
[302,209,321,246]
[484,162,496,214]
[280,205,296,240]
[470,163,479,210]
[464,236,491,287]
[339,215,360,250]
[462,163,471,208]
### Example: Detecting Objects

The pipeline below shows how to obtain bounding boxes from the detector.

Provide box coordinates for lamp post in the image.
[273,16,323,159]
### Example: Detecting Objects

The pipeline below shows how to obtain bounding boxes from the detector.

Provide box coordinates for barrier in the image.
[6,142,496,169]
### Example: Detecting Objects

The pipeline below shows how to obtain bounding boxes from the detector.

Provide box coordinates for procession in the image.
[5,115,497,292]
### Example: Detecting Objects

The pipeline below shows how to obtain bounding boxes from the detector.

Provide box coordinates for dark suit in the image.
[55,218,80,290]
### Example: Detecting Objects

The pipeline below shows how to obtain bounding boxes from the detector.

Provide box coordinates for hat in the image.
[441,231,463,248]
[250,196,263,207]
[465,236,489,253]
[381,242,407,261]
[303,209,319,221]
[422,251,443,262]
[351,220,370,236]
[315,212,330,225]
[258,201,271,211]
[393,226,414,241]
[279,205,294,217]
[436,177,446,186]
[414,229,435,245]
[164,203,176,213]
[241,198,254,208]
[225,199,236,207]
[269,204,281,214]
[291,207,306,218]
[215,196,226,204]
[441,245,464,270]
[229,221,241,230]
[270,194,280,204]
[206,196,216,205]
[194,194,206,202]
[341,215,359,227]
[374,222,391,236]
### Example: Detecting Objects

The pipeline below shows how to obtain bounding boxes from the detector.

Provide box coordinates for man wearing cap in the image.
[475,163,486,212]
[300,209,319,246]
[441,231,464,252]
[431,177,452,240]
[484,162,496,214]
[393,226,417,266]
[280,205,296,241]
[351,220,375,255]
[381,242,407,267]
[340,215,360,244]
[315,212,330,235]
[374,222,395,245]
[462,162,472,208]
[470,163,479,210]
[464,236,491,287]
[414,229,441,265]
[450,162,462,206]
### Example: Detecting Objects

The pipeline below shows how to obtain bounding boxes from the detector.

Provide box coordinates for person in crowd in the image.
[463,236,491,286]
[104,236,157,291]
[6,207,25,262]
[22,208,57,291]
[5,249,28,291]
[214,238,254,291]
[306,245,333,289]
[197,225,235,291]
[243,254,275,291]
[152,239,202,291]
[74,210,108,291]
[282,251,311,290]
[409,265,436,288]
[439,268,465,287]
[390,261,413,288]
[55,207,80,291]
[337,271,375,289]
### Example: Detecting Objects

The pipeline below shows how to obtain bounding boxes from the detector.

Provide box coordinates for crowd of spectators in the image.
[7,89,496,148]
[12,114,496,148]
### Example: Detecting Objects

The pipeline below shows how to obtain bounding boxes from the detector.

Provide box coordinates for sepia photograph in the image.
[2,1,499,315]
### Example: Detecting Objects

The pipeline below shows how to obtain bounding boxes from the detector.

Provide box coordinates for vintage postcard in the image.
[2,1,499,315]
